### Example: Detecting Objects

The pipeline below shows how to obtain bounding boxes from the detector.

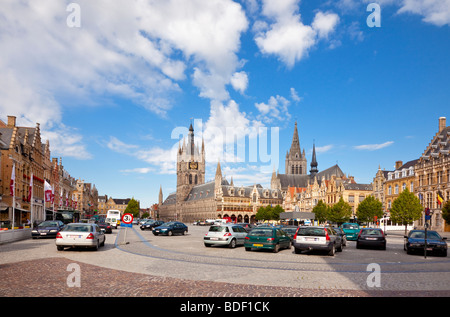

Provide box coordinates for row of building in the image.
[0,116,101,229]
[158,117,450,232]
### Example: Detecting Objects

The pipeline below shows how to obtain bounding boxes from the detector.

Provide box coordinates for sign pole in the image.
[121,213,133,245]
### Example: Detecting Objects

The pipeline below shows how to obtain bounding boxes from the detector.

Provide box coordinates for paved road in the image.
[1,225,449,298]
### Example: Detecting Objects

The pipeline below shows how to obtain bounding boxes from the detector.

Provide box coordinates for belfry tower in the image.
[176,123,206,202]
[285,122,307,175]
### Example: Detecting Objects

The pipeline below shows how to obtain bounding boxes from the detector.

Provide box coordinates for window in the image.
[388,185,392,195]
[410,181,414,192]
[395,184,399,194]
[402,183,406,191]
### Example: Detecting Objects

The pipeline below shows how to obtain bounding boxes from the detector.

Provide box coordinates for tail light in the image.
[325,229,330,241]
[56,232,62,239]
[293,228,299,240]
[357,229,363,239]
[224,232,232,237]
[86,233,94,239]
[245,236,250,240]
[267,238,275,241]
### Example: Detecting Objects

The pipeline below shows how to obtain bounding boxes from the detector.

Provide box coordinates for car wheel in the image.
[294,247,301,254]
[93,241,99,251]
[204,243,211,247]
[245,247,251,251]
[328,244,335,256]
[57,246,64,251]
[168,230,173,236]
[273,244,280,253]
[229,239,236,248]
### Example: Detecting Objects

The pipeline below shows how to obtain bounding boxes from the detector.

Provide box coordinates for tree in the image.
[271,205,284,221]
[390,188,422,234]
[356,195,383,224]
[255,205,270,222]
[312,200,329,224]
[124,198,140,218]
[328,197,352,224]
[441,200,450,226]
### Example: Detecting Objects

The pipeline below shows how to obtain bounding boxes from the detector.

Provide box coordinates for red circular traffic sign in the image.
[122,213,133,224]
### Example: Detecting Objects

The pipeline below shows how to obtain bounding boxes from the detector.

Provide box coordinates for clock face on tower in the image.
[189,162,198,170]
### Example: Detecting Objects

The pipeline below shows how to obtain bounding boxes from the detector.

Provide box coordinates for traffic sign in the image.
[121,213,133,228]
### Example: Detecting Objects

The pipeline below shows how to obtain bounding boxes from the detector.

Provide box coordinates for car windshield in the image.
[342,224,359,229]
[209,226,229,232]
[361,229,382,236]
[250,229,273,237]
[38,221,60,227]
[64,224,92,232]
[283,228,297,233]
[297,227,326,237]
[410,231,441,240]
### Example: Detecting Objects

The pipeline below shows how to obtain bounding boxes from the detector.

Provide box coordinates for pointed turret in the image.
[310,141,318,177]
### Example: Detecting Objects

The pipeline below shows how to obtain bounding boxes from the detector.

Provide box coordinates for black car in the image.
[152,221,188,236]
[31,220,65,238]
[333,227,347,247]
[236,223,255,233]
[356,228,386,250]
[281,226,298,245]
[140,220,164,231]
[404,230,447,256]
[97,221,112,234]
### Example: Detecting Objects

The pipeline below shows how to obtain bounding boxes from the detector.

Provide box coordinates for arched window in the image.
[189,174,192,184]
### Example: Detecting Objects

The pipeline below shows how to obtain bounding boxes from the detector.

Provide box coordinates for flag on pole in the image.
[45,181,52,202]
[28,173,33,202]
[437,191,444,205]
[10,163,15,197]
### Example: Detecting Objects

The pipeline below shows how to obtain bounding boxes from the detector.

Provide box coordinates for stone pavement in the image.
[1,257,449,297]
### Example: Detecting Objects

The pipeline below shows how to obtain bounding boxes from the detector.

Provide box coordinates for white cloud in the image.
[315,144,334,154]
[230,71,249,94]
[255,95,291,123]
[398,0,450,26]
[254,0,339,68]
[354,141,394,151]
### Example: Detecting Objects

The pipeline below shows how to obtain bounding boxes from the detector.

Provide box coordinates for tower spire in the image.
[310,141,318,176]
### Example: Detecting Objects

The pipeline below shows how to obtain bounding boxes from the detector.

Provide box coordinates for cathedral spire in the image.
[310,141,318,177]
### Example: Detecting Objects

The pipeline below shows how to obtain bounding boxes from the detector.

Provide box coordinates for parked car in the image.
[404,230,447,256]
[140,220,164,231]
[333,227,347,246]
[293,226,343,256]
[341,223,360,241]
[236,223,255,233]
[32,220,65,239]
[96,221,112,234]
[281,226,299,245]
[152,221,188,236]
[356,228,386,250]
[204,224,247,248]
[56,223,105,251]
[244,227,291,253]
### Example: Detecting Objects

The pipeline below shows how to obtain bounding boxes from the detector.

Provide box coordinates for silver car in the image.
[56,223,105,251]
[293,226,343,256]
[204,224,247,248]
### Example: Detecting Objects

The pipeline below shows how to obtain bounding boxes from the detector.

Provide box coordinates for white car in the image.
[204,224,247,248]
[56,223,105,251]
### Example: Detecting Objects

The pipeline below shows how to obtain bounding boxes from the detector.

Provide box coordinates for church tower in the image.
[176,123,206,202]
[285,122,307,175]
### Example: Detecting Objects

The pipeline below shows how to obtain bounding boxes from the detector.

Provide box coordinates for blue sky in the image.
[1,0,449,208]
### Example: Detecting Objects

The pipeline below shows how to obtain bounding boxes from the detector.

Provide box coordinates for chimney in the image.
[7,116,16,128]
[439,117,446,133]
[395,161,403,170]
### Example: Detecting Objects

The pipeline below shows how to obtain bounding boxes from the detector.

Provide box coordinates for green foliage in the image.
[312,200,329,223]
[390,188,422,233]
[255,205,285,221]
[441,200,450,225]
[328,197,352,224]
[124,198,140,218]
[356,195,383,223]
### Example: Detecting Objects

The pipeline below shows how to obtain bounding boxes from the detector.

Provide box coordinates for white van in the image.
[106,210,121,229]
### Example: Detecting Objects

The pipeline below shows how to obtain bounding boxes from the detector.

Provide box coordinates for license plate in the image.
[210,237,218,240]
[367,238,377,240]
[68,235,81,238]
[305,237,318,241]
[40,233,47,235]
[253,244,263,247]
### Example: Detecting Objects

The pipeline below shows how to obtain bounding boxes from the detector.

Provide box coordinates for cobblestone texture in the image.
[1,258,449,297]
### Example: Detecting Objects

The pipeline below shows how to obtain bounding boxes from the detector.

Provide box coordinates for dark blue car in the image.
[404,230,447,256]
[152,221,188,236]
[31,220,65,238]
